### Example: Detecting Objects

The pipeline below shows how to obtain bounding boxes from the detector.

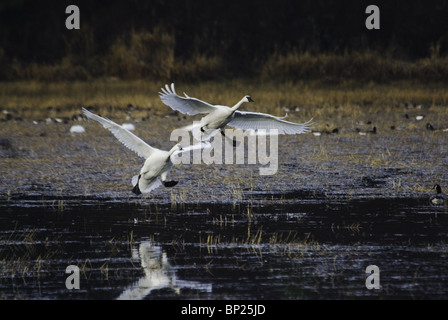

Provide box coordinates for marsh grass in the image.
[2,79,448,119]
[261,49,448,82]
[0,227,63,287]
[3,23,448,83]
[196,222,346,272]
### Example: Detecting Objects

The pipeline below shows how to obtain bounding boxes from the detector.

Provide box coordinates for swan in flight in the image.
[82,108,208,195]
[159,83,313,141]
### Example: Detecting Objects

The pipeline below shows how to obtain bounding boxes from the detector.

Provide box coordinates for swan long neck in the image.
[230,98,247,112]
[169,144,180,156]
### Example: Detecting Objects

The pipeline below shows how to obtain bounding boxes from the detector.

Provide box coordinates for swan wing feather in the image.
[82,108,160,159]
[159,83,217,116]
[170,141,211,161]
[228,111,313,134]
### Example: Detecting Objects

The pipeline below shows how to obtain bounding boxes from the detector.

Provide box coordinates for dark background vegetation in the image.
[1,0,448,81]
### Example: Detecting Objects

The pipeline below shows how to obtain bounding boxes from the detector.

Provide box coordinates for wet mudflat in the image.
[1,87,448,299]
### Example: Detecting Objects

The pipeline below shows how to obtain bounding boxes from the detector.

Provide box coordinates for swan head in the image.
[231,95,254,111]
[169,143,183,154]
[243,95,254,103]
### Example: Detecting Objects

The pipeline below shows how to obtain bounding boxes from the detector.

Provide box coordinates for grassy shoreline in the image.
[1,79,448,115]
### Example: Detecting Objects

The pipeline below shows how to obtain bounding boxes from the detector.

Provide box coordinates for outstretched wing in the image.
[159,83,218,116]
[228,111,313,135]
[82,108,161,159]
[170,141,211,162]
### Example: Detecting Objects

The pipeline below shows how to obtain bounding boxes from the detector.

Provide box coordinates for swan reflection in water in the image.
[117,241,212,300]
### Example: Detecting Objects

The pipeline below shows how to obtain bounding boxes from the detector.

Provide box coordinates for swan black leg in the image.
[221,130,237,147]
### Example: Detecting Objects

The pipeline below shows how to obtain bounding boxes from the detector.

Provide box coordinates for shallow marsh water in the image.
[1,197,447,300]
[1,105,448,300]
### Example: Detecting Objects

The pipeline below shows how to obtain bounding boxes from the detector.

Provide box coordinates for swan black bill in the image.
[132,175,142,195]
[163,181,179,188]
[248,96,254,102]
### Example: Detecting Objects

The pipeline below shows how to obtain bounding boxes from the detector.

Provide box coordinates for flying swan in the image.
[159,83,313,141]
[82,108,208,195]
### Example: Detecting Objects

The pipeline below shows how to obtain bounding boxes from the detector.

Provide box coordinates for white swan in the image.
[159,83,313,141]
[82,108,207,195]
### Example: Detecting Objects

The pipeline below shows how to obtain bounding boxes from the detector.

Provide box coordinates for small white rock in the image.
[70,125,85,133]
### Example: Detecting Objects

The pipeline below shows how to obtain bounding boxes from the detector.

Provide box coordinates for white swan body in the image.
[82,108,206,194]
[132,144,180,194]
[159,83,313,140]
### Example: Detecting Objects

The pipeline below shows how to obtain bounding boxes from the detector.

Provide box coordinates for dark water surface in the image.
[1,196,447,300]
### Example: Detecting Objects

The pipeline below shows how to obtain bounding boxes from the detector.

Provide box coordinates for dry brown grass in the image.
[2,29,226,83]
[3,27,448,83]
[2,79,448,132]
[105,28,175,80]
[261,49,448,82]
